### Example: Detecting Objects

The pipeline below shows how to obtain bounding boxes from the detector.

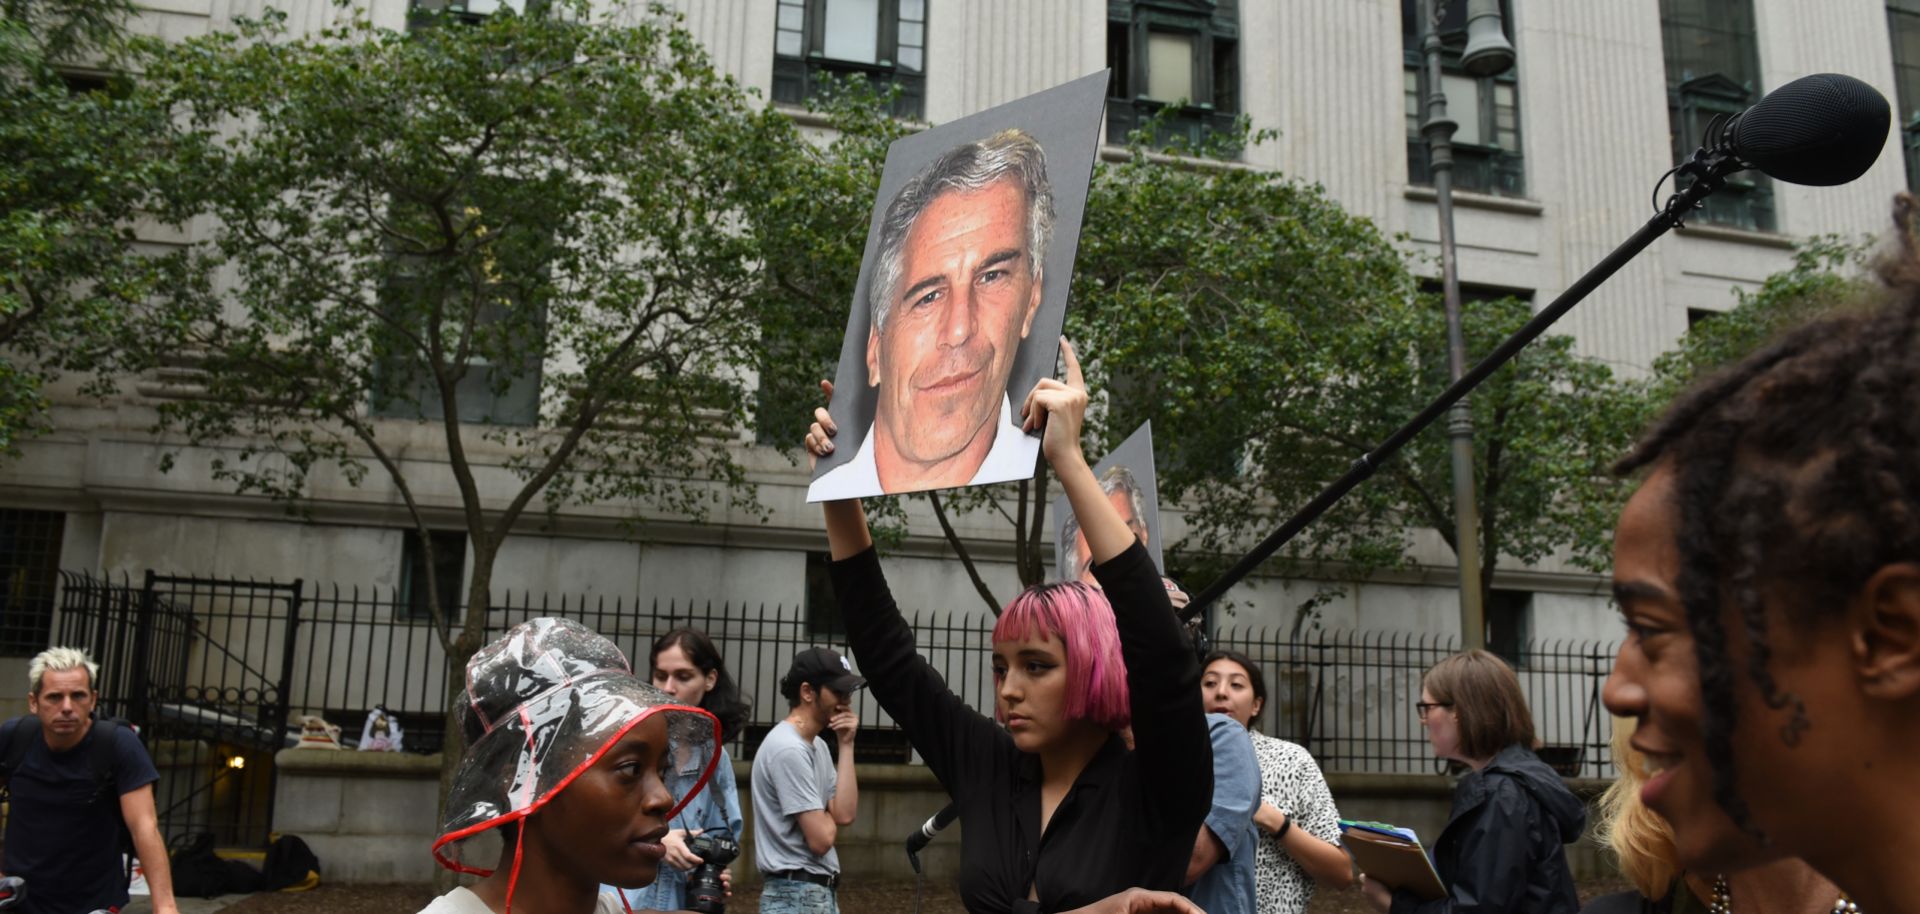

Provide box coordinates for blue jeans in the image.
[758,877,838,914]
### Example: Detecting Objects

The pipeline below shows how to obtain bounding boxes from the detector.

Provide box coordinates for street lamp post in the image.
[1416,0,1513,651]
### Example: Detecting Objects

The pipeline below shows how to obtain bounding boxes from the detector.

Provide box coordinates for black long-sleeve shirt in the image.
[831,540,1212,914]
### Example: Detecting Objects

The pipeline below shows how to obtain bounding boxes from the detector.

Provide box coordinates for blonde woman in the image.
[1583,718,1854,914]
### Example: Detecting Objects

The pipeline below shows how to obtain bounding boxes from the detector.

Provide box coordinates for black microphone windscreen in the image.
[1727,73,1890,186]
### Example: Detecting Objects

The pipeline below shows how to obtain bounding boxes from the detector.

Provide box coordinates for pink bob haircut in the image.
[990,581,1132,731]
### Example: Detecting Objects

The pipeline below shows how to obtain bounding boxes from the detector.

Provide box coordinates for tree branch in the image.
[483,283,679,549]
[336,415,458,656]
[0,279,51,347]
[927,490,1001,615]
[981,487,1019,527]
[1479,402,1512,597]
[1014,478,1029,587]
[1272,417,1457,551]
[1026,467,1050,585]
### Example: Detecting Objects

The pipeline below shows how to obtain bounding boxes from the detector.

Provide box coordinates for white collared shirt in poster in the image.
[808,395,1035,501]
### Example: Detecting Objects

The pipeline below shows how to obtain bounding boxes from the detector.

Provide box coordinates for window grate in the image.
[0,509,65,657]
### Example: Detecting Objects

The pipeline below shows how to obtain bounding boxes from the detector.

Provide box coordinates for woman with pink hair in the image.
[804,340,1210,914]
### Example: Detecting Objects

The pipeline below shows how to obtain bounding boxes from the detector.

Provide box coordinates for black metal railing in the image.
[1210,626,1617,778]
[57,572,299,847]
[53,573,1620,784]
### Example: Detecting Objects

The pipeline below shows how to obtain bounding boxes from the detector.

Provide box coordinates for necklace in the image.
[1708,874,1859,914]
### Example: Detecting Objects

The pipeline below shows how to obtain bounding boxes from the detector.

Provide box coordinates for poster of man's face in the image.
[1054,421,1163,585]
[808,72,1108,503]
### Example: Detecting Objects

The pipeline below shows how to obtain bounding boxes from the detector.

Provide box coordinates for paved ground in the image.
[123,897,244,914]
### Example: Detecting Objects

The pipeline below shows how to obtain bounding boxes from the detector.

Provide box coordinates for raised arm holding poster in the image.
[807,70,1108,503]
[1054,420,1164,585]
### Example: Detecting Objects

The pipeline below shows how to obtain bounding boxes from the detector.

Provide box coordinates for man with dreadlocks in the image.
[1601,195,1920,914]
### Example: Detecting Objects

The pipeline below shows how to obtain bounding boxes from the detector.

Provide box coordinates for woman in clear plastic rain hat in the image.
[422,617,721,914]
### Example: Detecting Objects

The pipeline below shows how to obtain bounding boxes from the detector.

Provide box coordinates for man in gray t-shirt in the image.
[751,647,864,914]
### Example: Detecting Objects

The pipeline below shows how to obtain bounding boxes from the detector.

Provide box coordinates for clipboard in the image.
[1339,819,1447,902]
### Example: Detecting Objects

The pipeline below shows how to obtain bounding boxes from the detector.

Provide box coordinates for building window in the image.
[1106,0,1240,149]
[1402,0,1524,198]
[1420,280,1533,307]
[773,0,926,120]
[370,208,544,427]
[1687,306,1723,328]
[0,509,64,658]
[805,551,843,637]
[1660,0,1775,231]
[407,0,543,25]
[400,530,466,621]
[59,71,111,94]
[1485,588,1532,668]
[369,303,543,426]
[1890,0,1920,190]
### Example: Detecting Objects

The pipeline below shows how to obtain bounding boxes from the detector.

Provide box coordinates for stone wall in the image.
[271,748,444,885]
[267,752,966,886]
[269,757,1615,886]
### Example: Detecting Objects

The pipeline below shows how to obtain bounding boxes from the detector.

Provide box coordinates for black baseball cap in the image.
[784,647,866,695]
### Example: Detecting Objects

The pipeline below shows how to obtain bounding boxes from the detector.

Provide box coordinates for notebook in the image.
[1339,819,1447,902]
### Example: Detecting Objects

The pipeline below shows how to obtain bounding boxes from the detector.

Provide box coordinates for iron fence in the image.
[54,572,1621,792]
[56,572,300,847]
[1210,626,1619,779]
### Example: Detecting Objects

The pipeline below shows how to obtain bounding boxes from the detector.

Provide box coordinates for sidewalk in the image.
[124,896,246,914]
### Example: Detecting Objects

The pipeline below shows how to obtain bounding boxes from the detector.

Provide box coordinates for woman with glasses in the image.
[1359,650,1584,914]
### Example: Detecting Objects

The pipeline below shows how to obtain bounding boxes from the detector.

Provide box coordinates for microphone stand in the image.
[1180,147,1744,621]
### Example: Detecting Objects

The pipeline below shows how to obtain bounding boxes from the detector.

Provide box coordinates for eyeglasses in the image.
[1415,701,1453,717]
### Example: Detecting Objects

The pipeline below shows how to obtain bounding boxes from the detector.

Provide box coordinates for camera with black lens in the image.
[685,830,740,914]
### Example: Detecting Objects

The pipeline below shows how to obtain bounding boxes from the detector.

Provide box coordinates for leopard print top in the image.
[1249,730,1343,914]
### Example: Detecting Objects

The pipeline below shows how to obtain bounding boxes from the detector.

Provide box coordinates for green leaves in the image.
[116,3,812,618]
[1647,234,1874,400]
[2,0,177,454]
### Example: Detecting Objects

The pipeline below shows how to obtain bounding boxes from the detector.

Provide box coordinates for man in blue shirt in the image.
[1185,711,1260,914]
[1,648,180,914]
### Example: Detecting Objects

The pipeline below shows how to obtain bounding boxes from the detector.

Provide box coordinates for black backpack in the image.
[0,714,141,879]
[261,833,321,891]
[169,831,264,898]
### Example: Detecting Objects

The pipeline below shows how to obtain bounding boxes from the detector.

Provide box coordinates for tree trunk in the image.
[432,627,484,892]
[431,541,499,892]
[1024,469,1050,585]
[927,491,1003,615]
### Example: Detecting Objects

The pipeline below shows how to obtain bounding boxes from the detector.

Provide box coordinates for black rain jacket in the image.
[1390,743,1586,914]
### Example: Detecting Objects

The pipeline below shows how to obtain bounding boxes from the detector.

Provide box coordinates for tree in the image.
[1647,234,1875,399]
[1,0,183,454]
[1258,292,1645,604]
[1073,139,1647,620]
[126,1,806,813]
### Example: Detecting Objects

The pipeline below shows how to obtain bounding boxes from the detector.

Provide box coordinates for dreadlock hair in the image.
[1611,192,1920,837]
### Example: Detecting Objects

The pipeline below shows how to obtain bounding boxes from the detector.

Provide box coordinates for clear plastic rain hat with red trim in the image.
[431,617,719,906]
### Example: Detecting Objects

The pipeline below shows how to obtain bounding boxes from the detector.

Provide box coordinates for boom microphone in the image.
[1713,73,1890,186]
[904,802,958,873]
